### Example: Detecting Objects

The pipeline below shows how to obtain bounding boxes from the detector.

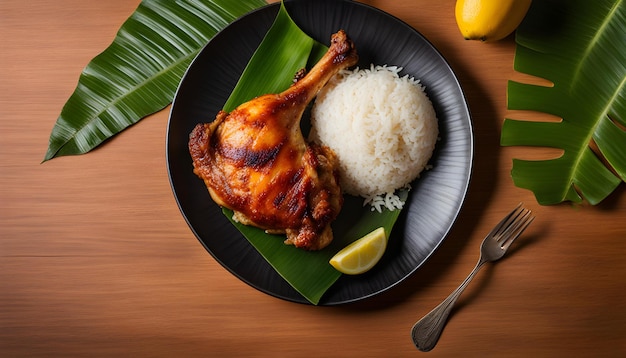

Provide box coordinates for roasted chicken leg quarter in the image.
[189,30,358,250]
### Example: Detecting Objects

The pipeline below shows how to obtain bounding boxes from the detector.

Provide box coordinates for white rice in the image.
[309,65,438,211]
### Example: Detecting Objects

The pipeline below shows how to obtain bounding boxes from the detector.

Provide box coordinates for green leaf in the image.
[47,0,406,303]
[224,191,407,305]
[43,0,266,162]
[223,2,324,112]
[501,0,626,205]
[220,3,406,304]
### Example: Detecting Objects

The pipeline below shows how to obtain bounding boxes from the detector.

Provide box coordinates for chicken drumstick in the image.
[189,30,358,250]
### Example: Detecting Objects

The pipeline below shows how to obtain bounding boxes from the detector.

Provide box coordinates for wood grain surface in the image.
[1,0,625,357]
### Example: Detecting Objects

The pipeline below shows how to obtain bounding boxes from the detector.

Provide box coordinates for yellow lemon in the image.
[329,227,387,275]
[455,0,532,42]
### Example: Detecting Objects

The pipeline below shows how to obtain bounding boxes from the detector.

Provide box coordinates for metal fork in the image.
[411,203,535,351]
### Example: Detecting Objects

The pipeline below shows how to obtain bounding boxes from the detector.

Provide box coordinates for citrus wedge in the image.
[329,227,387,275]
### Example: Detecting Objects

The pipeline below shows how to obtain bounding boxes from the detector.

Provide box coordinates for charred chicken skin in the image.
[188,30,358,250]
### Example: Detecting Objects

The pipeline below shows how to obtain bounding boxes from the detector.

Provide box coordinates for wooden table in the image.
[2,0,625,356]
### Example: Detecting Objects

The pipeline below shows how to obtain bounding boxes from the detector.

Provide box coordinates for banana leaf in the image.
[223,191,406,305]
[219,3,406,304]
[43,0,266,162]
[44,0,405,303]
[501,0,626,205]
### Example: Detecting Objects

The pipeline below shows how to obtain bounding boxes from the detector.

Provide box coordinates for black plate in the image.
[167,0,473,305]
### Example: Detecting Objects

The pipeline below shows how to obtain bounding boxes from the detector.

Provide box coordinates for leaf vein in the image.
[571,0,624,90]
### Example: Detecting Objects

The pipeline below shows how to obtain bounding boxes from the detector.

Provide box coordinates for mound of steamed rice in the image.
[309,65,438,211]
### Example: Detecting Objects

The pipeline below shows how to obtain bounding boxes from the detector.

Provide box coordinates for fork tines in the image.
[498,203,534,249]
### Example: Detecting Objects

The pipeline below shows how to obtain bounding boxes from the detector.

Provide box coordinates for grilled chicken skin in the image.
[188,30,358,250]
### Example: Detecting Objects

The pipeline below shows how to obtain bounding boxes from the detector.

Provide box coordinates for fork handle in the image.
[411,260,486,351]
